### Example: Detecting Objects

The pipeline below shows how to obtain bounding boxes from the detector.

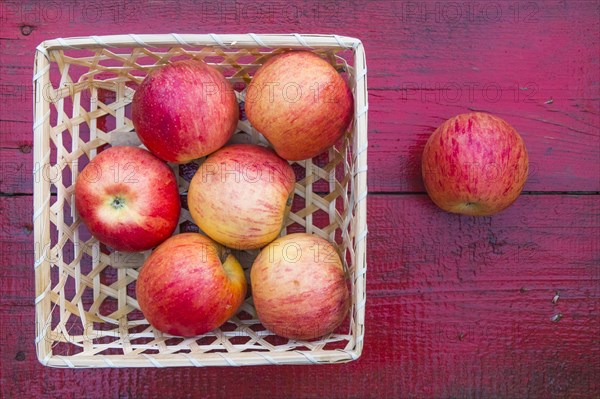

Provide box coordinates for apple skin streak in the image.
[136,233,247,337]
[132,60,239,164]
[422,112,529,216]
[245,51,354,161]
[188,144,296,250]
[251,233,350,340]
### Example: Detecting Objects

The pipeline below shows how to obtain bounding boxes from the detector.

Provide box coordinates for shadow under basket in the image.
[33,33,368,368]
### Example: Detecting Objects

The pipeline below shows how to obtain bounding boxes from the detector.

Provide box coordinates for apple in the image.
[250,233,350,340]
[188,144,295,250]
[75,146,180,252]
[421,112,529,216]
[245,50,354,161]
[132,59,239,163]
[136,233,247,337]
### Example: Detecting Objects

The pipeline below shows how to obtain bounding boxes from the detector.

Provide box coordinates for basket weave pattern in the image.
[33,34,367,367]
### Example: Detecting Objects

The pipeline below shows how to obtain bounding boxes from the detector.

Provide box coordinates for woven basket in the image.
[33,33,368,368]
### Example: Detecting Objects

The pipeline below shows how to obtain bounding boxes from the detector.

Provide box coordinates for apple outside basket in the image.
[33,33,368,368]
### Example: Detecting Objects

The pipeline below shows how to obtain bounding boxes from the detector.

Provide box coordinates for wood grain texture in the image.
[1,194,599,398]
[1,0,599,397]
[1,0,599,194]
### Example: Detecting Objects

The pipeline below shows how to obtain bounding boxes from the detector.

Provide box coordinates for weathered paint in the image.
[1,0,599,397]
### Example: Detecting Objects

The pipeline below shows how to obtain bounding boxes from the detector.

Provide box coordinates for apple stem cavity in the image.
[221,254,246,287]
[111,196,126,209]
[219,247,231,264]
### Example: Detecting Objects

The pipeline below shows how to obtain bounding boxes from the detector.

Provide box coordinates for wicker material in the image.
[33,33,368,368]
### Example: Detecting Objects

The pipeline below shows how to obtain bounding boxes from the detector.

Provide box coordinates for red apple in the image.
[132,60,239,163]
[245,51,354,161]
[250,233,350,340]
[75,146,180,252]
[422,112,529,216]
[136,233,247,337]
[188,144,295,250]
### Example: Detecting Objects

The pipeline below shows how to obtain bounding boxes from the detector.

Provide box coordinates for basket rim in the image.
[38,347,363,368]
[32,33,368,368]
[36,33,362,53]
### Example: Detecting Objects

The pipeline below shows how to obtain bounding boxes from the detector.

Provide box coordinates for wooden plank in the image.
[3,78,600,195]
[1,0,598,193]
[3,92,599,194]
[3,93,599,194]
[2,1,599,92]
[368,194,600,288]
[1,194,598,397]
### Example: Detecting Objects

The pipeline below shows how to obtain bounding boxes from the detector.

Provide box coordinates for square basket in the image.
[33,33,368,368]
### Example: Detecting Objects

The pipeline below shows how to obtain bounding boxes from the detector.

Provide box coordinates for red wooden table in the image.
[1,1,599,397]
